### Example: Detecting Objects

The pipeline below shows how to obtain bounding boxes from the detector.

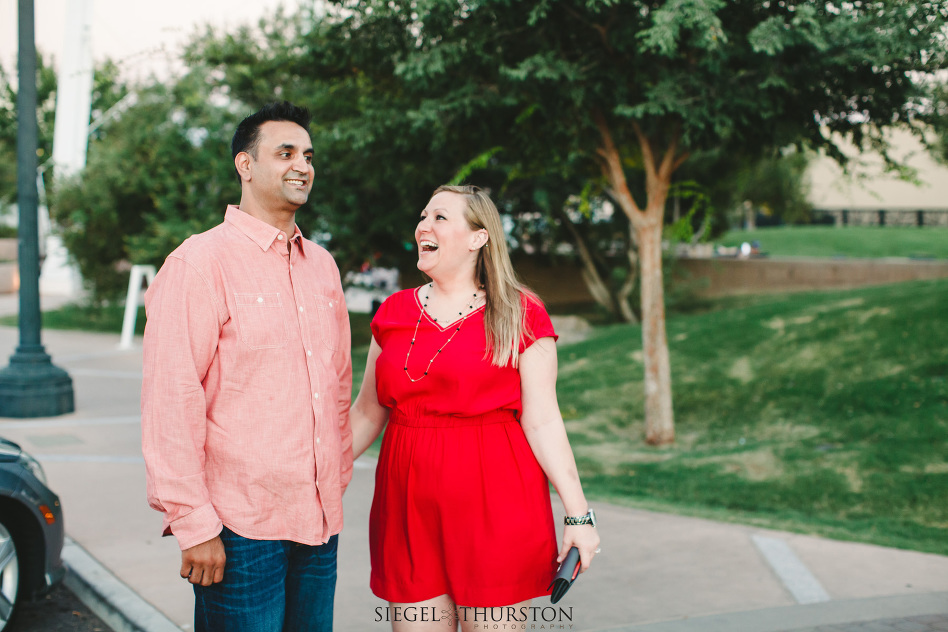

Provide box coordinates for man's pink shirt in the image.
[141,206,353,551]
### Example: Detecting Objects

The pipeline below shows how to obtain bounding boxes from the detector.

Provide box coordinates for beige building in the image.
[807,127,948,227]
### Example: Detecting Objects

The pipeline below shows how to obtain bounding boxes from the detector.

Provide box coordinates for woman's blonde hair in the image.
[431,184,537,367]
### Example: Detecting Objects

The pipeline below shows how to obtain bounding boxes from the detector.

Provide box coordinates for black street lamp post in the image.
[0,0,75,417]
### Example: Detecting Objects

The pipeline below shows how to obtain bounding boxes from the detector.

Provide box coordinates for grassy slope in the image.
[719,226,948,259]
[558,278,948,554]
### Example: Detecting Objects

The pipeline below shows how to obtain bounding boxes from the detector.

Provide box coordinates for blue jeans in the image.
[193,527,338,632]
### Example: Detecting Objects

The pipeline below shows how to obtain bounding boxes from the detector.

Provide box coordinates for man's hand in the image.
[180,536,226,586]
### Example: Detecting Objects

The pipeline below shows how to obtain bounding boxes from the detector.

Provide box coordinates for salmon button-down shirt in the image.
[141,205,353,551]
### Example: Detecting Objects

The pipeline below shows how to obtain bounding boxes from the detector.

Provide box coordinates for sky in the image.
[1,0,301,80]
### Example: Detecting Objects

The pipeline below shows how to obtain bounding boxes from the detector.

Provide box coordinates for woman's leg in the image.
[457,599,532,632]
[389,594,459,632]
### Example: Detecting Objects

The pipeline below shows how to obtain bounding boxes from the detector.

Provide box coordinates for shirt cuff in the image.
[169,503,223,551]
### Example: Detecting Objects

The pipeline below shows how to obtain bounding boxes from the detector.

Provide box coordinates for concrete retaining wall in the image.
[675,257,948,296]
[509,256,948,303]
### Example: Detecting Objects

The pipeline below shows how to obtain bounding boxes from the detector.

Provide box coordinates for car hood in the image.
[0,436,23,461]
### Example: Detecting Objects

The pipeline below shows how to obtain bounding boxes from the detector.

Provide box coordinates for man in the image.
[141,101,352,632]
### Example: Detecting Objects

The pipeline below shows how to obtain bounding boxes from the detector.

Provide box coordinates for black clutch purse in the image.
[548,547,581,604]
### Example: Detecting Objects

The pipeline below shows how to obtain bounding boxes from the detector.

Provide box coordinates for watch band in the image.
[564,508,596,526]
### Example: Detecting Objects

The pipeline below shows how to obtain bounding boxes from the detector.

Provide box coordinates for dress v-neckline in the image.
[413,286,486,332]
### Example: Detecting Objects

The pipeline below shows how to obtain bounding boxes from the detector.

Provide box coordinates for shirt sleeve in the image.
[141,254,225,551]
[370,293,393,347]
[332,272,354,494]
[519,293,558,353]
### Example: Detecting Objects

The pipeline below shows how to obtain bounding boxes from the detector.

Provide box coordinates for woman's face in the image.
[415,191,485,278]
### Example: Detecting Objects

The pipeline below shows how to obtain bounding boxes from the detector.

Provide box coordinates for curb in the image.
[62,536,182,632]
[602,591,948,632]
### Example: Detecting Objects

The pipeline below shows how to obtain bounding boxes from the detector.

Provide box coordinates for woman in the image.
[351,185,599,631]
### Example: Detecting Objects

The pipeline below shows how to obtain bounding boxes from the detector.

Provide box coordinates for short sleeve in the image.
[519,294,558,353]
[370,297,390,346]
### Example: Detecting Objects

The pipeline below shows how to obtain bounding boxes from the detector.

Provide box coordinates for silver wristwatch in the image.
[564,508,597,527]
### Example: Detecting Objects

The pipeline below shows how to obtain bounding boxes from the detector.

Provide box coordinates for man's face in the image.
[244,120,314,212]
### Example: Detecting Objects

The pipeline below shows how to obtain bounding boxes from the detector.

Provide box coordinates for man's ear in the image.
[235,152,253,182]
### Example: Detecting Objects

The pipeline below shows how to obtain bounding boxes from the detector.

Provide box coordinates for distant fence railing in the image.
[812,208,948,228]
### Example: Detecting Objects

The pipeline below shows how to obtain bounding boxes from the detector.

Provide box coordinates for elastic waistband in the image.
[389,408,517,428]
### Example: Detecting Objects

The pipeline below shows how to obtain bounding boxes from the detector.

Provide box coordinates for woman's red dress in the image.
[368,287,559,606]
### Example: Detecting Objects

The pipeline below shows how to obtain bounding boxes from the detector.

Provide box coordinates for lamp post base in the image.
[0,347,75,418]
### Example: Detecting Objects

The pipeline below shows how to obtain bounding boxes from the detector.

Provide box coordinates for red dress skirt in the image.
[368,288,559,606]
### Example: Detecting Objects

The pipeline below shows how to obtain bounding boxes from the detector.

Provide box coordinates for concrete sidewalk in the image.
[0,322,946,631]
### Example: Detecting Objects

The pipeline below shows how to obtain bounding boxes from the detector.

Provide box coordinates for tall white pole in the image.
[52,0,94,175]
[43,0,94,296]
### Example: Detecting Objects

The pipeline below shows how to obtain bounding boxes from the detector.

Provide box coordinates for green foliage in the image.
[732,151,813,225]
[678,149,814,234]
[50,77,239,302]
[557,278,948,554]
[39,0,948,307]
[0,52,58,211]
[930,80,948,165]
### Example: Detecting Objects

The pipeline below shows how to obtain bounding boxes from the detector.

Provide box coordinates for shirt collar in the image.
[224,205,306,255]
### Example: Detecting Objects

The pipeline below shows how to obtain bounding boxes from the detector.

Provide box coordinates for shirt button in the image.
[316,437,321,444]
[328,301,333,307]
[257,297,263,303]
[299,306,304,312]
[313,392,319,399]
[277,234,284,240]
[307,350,312,357]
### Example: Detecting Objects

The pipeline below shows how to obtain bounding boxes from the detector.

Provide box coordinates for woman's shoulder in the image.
[376,287,421,317]
[383,287,419,306]
[519,288,548,316]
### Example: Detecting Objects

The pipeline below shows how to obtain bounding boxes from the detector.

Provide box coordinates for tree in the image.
[47,2,947,444]
[0,51,57,215]
[304,0,946,444]
[50,71,236,301]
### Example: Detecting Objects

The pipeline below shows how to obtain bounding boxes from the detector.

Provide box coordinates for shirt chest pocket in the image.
[234,292,288,349]
[313,294,340,351]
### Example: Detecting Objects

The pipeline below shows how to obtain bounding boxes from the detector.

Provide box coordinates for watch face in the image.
[589,508,597,527]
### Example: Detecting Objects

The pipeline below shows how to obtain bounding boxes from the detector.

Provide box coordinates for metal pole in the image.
[0,0,74,417]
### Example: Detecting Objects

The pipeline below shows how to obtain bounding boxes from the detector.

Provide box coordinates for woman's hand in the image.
[558,524,601,573]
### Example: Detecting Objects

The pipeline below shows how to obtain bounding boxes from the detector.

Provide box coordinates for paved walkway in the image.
[0,300,946,631]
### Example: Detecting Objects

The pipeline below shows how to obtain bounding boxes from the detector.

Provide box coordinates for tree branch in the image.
[595,109,643,219]
[631,120,657,184]
[657,125,680,182]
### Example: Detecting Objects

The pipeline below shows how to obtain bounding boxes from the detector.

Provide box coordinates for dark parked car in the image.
[0,438,65,631]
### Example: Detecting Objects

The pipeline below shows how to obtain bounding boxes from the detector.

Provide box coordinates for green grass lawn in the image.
[557,278,948,554]
[0,303,149,334]
[719,225,948,259]
[6,279,946,555]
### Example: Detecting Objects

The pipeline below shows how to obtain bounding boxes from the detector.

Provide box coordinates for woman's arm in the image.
[519,337,600,571]
[350,338,390,460]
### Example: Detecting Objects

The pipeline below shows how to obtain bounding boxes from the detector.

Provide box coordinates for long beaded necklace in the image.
[404,283,481,382]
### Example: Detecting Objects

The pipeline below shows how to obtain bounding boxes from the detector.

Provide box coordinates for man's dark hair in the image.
[231,101,312,184]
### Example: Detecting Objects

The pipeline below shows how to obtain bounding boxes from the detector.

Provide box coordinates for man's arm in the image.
[141,254,226,563]
[333,280,354,493]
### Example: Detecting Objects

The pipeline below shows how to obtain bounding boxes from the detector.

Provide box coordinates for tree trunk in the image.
[634,219,675,444]
[593,111,683,445]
